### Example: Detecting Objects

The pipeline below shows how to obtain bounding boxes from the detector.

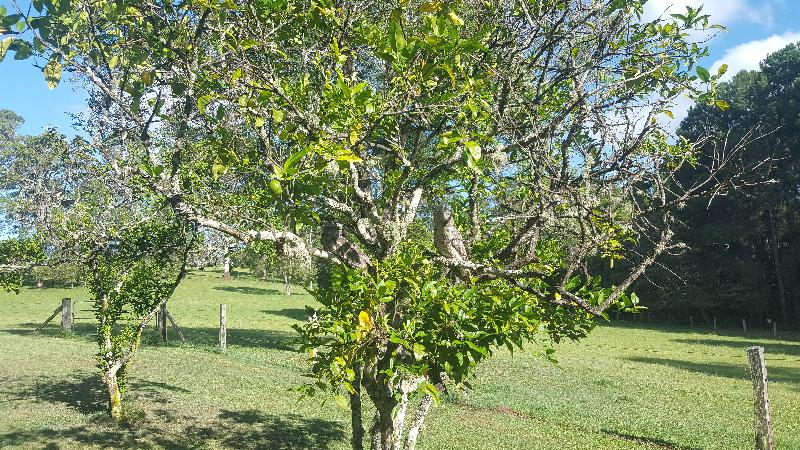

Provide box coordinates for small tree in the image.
[84,215,195,419]
[0,112,197,419]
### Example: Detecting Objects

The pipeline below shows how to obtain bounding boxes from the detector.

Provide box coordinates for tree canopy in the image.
[1,0,749,448]
[635,41,800,327]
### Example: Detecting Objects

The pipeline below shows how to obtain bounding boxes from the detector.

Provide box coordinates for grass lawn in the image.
[1,271,799,449]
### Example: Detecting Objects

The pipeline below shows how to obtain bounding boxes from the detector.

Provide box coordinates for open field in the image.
[1,271,799,449]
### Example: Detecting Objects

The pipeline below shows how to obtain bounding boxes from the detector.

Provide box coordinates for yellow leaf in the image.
[418,1,441,13]
[358,311,372,331]
[44,59,62,90]
[447,11,464,27]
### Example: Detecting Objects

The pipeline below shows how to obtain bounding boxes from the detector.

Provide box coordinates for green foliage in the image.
[296,242,599,399]
[88,215,195,396]
[31,261,82,287]
[0,237,45,292]
[641,41,800,325]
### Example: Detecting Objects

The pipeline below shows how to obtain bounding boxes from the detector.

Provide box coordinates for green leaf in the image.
[240,39,259,50]
[283,147,311,174]
[268,179,283,195]
[420,381,441,404]
[212,159,227,180]
[197,95,214,114]
[12,40,32,60]
[336,149,363,163]
[388,9,406,54]
[272,109,284,124]
[446,11,464,27]
[230,68,243,83]
[0,37,11,64]
[412,343,426,360]
[696,66,710,82]
[44,59,62,89]
[2,14,21,28]
[717,63,728,77]
[464,141,481,160]
[715,99,730,110]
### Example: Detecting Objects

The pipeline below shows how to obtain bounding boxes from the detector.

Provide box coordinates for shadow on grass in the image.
[1,372,189,415]
[0,373,345,449]
[671,338,800,357]
[605,320,800,340]
[263,308,312,322]
[213,286,281,296]
[179,327,300,351]
[1,321,97,337]
[1,322,301,352]
[601,429,699,450]
[626,356,800,387]
[0,407,344,450]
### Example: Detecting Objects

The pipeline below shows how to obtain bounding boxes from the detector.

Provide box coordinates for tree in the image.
[6,0,747,447]
[0,112,197,419]
[84,214,196,419]
[644,43,800,327]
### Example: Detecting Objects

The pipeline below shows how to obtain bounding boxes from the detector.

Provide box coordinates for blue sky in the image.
[0,0,798,135]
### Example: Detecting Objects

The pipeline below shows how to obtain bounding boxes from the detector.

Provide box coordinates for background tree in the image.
[0,110,198,419]
[5,0,753,448]
[636,43,800,328]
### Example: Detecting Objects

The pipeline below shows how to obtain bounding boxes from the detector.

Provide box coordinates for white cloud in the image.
[643,0,773,27]
[662,31,800,131]
[710,31,800,81]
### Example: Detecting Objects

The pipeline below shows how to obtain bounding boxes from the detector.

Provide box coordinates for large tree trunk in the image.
[363,373,398,450]
[768,209,787,323]
[370,405,396,450]
[103,369,122,420]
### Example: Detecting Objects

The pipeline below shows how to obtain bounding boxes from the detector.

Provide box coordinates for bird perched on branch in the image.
[321,222,372,269]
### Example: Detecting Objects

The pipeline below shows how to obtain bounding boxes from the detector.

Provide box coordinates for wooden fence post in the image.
[35,304,64,333]
[773,322,777,338]
[61,298,73,332]
[219,304,227,353]
[690,315,693,328]
[743,319,747,333]
[747,346,775,450]
[713,317,717,334]
[165,309,187,344]
[158,303,168,342]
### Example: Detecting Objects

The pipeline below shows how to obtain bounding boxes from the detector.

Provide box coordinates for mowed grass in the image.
[1,271,799,449]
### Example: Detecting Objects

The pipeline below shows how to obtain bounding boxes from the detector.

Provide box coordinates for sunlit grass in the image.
[1,271,798,449]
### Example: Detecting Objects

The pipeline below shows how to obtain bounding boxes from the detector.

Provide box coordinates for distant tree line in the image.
[629,43,800,329]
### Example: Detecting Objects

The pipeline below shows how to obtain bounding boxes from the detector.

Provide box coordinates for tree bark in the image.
[103,369,122,420]
[370,406,395,450]
[364,378,398,450]
[284,272,291,295]
[404,394,434,450]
